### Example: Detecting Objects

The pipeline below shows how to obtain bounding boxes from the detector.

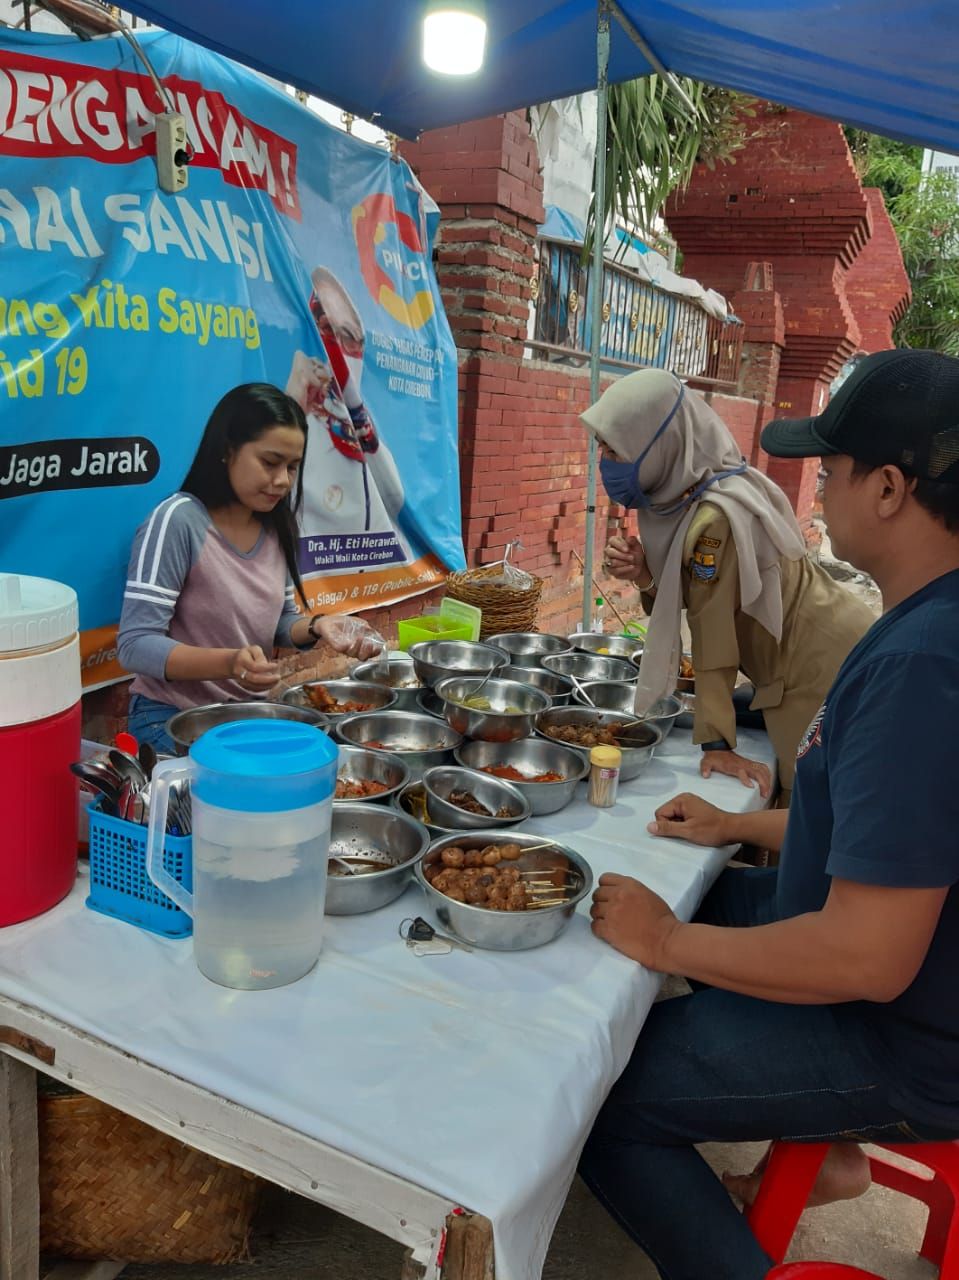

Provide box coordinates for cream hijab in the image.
[581,368,807,714]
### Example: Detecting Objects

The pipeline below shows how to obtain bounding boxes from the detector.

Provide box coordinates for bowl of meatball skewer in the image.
[415,831,593,950]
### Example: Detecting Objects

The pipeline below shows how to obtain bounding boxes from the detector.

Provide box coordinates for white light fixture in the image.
[422,1,487,76]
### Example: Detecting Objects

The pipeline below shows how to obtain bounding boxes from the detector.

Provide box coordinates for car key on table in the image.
[399,916,473,956]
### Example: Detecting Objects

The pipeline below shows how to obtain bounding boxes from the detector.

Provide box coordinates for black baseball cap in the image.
[761,349,959,484]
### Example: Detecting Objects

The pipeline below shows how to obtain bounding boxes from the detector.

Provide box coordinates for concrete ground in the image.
[117,545,913,1280]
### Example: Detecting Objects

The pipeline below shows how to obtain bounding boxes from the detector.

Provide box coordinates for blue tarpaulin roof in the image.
[120,0,959,150]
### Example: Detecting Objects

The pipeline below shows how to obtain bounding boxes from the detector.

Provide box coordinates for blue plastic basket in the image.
[86,800,193,937]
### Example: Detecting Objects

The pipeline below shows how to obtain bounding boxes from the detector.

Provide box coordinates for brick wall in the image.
[844,188,911,352]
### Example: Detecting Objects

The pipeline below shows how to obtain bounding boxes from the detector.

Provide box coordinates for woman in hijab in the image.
[582,367,874,801]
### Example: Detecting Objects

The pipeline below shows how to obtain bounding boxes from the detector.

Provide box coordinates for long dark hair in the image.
[182,383,308,601]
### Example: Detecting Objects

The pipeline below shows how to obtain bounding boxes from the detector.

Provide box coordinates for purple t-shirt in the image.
[117,493,301,709]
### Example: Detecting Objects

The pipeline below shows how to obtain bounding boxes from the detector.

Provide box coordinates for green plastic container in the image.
[397,615,473,651]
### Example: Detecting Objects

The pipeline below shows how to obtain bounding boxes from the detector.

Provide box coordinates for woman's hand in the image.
[286,350,331,418]
[603,534,652,587]
[700,749,772,799]
[647,792,734,846]
[311,616,384,660]
[231,644,280,690]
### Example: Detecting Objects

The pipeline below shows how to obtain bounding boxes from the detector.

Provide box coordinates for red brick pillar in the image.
[400,113,545,566]
[844,188,911,352]
[729,261,785,469]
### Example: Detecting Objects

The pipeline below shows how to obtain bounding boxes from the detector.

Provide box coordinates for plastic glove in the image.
[312,616,385,660]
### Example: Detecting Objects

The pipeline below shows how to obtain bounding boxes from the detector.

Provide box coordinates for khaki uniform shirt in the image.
[646,502,875,789]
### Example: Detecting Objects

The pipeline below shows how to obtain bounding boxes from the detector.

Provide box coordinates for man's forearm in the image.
[658,911,886,1004]
[722,806,789,853]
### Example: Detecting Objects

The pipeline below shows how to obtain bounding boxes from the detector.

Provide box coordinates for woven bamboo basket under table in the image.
[445,565,544,639]
[38,1082,260,1264]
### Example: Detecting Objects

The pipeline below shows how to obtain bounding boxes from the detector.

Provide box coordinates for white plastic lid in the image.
[0,573,78,653]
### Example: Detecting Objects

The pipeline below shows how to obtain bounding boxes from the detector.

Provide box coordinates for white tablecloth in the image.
[0,725,774,1279]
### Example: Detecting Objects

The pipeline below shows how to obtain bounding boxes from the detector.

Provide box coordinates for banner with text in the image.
[0,28,464,687]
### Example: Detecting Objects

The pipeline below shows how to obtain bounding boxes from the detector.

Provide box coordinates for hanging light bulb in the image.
[422,1,487,76]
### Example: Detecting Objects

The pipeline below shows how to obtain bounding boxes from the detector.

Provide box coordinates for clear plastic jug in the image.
[146,719,336,989]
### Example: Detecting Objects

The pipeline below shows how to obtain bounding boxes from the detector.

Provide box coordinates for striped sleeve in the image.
[116,495,199,679]
[274,578,304,649]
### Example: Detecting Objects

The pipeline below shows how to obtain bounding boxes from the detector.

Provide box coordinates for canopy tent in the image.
[118,1,959,151]
[118,0,959,627]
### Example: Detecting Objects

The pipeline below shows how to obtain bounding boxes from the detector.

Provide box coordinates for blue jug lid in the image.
[190,719,336,812]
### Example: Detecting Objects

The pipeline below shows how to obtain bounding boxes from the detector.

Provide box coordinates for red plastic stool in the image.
[747,1140,959,1275]
[767,1267,883,1278]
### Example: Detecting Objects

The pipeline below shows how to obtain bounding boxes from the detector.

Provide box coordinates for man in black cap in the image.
[579,349,959,1280]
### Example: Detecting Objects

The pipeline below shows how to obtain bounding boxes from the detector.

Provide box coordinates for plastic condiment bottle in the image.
[588,744,621,808]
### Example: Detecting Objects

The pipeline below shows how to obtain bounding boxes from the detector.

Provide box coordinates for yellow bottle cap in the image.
[590,745,622,767]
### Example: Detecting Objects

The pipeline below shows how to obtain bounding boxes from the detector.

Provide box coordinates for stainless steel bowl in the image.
[567,631,637,660]
[334,745,409,804]
[534,705,661,781]
[281,679,397,720]
[166,700,330,753]
[572,684,685,742]
[391,780,465,837]
[414,832,594,951]
[325,803,429,915]
[416,687,446,718]
[499,664,574,706]
[676,692,695,730]
[408,640,508,689]
[334,710,462,780]
[454,736,589,815]
[542,652,638,683]
[485,632,571,669]
[420,765,531,830]
[434,676,550,743]
[350,656,423,711]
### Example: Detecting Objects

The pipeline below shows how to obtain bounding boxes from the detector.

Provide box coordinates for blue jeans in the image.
[578,868,958,1280]
[127,693,178,756]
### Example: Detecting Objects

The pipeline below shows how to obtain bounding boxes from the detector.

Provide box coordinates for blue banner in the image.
[0,27,464,686]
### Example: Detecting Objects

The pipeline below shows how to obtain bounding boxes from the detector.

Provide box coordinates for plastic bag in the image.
[480,538,534,590]
[312,615,385,660]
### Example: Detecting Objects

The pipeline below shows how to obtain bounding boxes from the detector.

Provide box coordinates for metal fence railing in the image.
[527,235,743,389]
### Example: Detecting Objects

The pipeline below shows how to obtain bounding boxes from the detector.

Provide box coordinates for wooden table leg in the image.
[0,1053,40,1280]
[441,1212,494,1280]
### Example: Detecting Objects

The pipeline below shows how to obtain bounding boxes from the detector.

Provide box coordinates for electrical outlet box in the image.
[155,111,189,194]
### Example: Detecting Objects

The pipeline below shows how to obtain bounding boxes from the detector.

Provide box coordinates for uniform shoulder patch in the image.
[690,549,717,582]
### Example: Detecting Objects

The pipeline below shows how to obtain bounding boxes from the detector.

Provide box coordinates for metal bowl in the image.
[391,780,466,837]
[567,631,637,660]
[414,832,594,951]
[572,684,685,743]
[434,676,550,743]
[166,700,329,753]
[334,745,409,804]
[420,765,531,830]
[542,652,638,683]
[350,656,423,711]
[676,692,695,730]
[454,736,589,816]
[408,640,508,689]
[499,664,574,706]
[281,679,397,720]
[416,687,446,718]
[534,705,661,781]
[334,710,462,780]
[485,632,571,669]
[325,803,429,915]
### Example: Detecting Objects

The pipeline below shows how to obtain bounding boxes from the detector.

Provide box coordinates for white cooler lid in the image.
[0,574,78,653]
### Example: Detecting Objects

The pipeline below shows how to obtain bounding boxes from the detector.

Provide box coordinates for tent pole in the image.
[582,0,610,632]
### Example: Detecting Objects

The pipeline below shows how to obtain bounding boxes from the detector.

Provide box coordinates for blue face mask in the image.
[597,382,747,513]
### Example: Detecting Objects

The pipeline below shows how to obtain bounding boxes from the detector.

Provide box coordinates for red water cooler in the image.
[0,574,81,926]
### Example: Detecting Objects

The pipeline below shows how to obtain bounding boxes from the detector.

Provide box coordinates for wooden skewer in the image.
[571,548,629,629]
[528,898,571,908]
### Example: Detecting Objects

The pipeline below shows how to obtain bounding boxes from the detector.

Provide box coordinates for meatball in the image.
[444,885,466,902]
[498,866,521,885]
[441,846,466,868]
[482,847,502,866]
[486,888,509,910]
[464,849,485,868]
[498,842,523,861]
[464,883,488,905]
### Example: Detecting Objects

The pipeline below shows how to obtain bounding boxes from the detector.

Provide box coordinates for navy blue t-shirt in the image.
[778,568,959,1126]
